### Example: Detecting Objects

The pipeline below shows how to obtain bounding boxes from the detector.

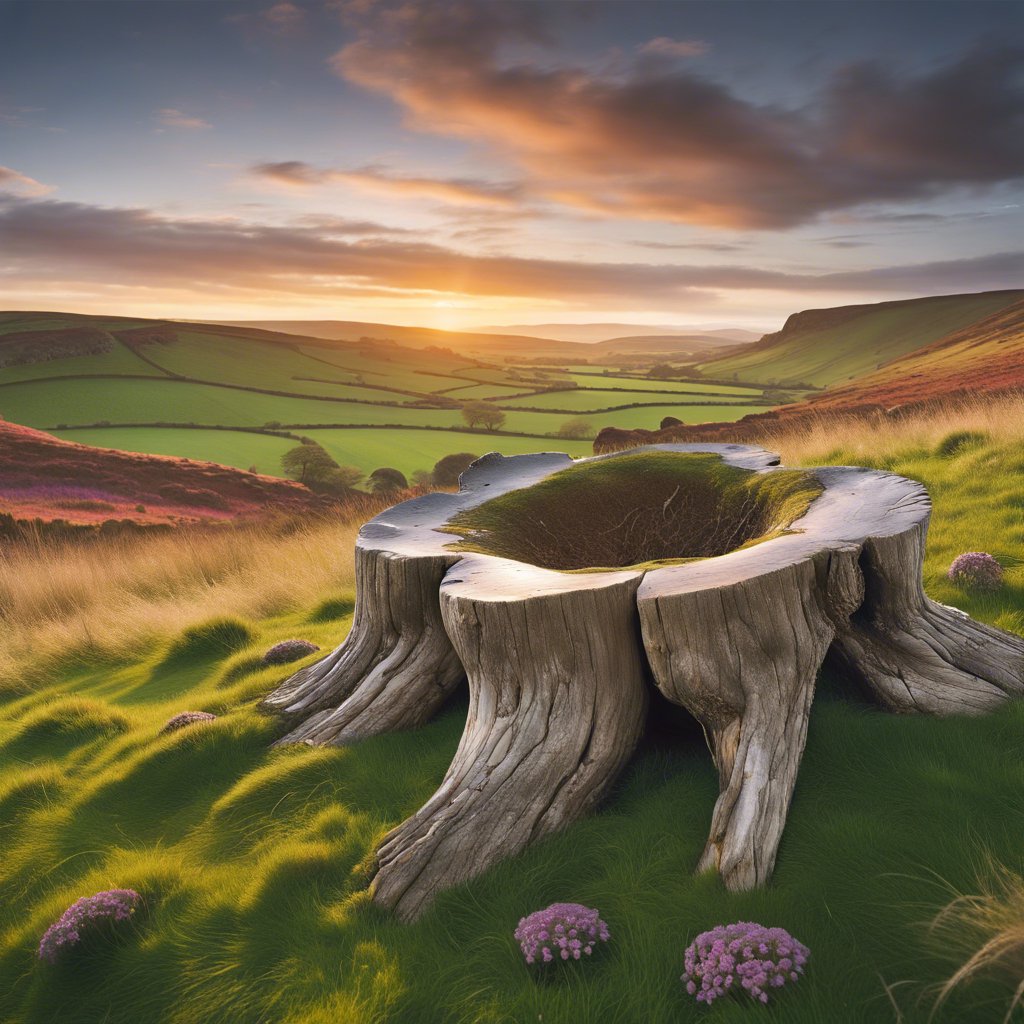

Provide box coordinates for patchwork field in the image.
[0,312,774,484]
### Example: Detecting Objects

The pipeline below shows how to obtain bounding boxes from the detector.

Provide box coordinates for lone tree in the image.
[368,467,408,494]
[281,441,338,484]
[262,445,1024,922]
[557,416,592,439]
[461,401,506,431]
[432,452,479,487]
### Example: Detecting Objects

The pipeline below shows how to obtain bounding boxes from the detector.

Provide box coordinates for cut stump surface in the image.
[262,444,1024,919]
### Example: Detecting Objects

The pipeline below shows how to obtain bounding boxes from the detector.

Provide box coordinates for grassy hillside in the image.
[698,290,1024,388]
[3,413,1024,1022]
[0,312,772,485]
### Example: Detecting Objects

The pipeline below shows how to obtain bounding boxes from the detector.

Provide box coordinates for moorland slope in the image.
[698,289,1024,388]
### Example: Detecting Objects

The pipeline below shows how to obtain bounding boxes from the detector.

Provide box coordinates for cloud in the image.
[330,3,1024,229]
[264,2,305,32]
[0,166,54,197]
[638,37,710,59]
[0,192,1019,309]
[156,108,212,130]
[249,160,524,207]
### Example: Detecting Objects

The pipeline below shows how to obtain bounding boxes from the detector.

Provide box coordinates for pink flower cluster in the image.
[514,902,610,964]
[160,710,217,734]
[948,551,1003,591]
[681,921,809,1005]
[263,639,321,665]
[37,889,142,964]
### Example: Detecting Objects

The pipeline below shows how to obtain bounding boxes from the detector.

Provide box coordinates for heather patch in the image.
[263,639,321,665]
[681,921,809,1005]
[159,710,217,735]
[514,903,610,965]
[948,552,1004,591]
[37,889,142,965]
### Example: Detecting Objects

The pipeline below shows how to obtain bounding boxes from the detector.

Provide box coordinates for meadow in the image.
[3,396,1024,1023]
[0,313,774,481]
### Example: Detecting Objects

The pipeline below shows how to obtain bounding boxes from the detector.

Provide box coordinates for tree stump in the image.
[262,444,1024,918]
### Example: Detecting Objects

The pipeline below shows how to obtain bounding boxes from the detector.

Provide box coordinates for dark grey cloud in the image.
[332,2,1024,229]
[1,193,1019,306]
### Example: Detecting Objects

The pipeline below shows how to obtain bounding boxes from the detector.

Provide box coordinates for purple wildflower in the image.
[681,921,809,1006]
[947,552,1003,591]
[37,889,142,964]
[262,639,321,665]
[514,902,610,965]
[160,710,217,734]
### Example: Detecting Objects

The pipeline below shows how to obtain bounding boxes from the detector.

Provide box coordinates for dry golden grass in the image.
[756,391,1024,466]
[928,856,1024,1023]
[0,513,364,688]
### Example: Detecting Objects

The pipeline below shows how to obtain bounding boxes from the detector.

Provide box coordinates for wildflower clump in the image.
[160,710,217,734]
[38,889,142,964]
[514,902,610,965]
[681,921,809,1005]
[263,639,321,665]
[948,552,1003,591]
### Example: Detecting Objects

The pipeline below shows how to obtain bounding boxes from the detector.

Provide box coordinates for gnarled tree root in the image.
[370,556,648,921]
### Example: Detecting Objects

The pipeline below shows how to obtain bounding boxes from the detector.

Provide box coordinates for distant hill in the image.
[595,293,1024,450]
[0,419,340,531]
[476,323,762,344]
[697,290,1024,388]
[215,319,753,360]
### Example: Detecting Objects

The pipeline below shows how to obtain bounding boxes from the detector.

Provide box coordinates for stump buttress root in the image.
[371,556,648,921]
[262,444,1024,917]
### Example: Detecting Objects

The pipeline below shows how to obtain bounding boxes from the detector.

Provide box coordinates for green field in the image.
[699,290,1024,388]
[0,313,778,484]
[55,426,594,478]
[3,432,1023,1022]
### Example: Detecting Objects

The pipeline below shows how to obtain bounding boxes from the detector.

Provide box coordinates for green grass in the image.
[51,426,594,478]
[0,339,167,382]
[445,452,821,571]
[4,436,1024,1021]
[497,389,757,411]
[567,373,764,395]
[699,291,1023,388]
[52,427,296,475]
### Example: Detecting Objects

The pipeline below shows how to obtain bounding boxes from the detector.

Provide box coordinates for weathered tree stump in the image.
[263,444,1024,918]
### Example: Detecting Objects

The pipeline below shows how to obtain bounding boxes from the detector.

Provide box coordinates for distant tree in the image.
[264,421,283,429]
[557,417,592,439]
[317,465,364,494]
[368,467,409,493]
[660,416,683,430]
[461,401,506,431]
[411,469,434,488]
[281,442,339,484]
[433,453,479,487]
[647,363,677,379]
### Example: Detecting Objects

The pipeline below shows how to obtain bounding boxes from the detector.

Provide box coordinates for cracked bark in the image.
[370,555,648,921]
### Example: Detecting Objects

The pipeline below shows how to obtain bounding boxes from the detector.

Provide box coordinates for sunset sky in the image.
[0,0,1021,331]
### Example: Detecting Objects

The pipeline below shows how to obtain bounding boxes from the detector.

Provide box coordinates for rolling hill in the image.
[697,290,1024,388]
[0,419,342,531]
[213,319,752,361]
[0,312,770,491]
[477,322,761,344]
[595,294,1024,451]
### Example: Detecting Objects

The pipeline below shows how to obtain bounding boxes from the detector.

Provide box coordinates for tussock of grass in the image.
[308,594,356,623]
[928,857,1024,1022]
[447,452,821,571]
[160,617,254,666]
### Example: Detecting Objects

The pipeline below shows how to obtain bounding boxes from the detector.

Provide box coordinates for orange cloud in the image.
[331,4,1024,229]
[250,161,523,208]
[156,108,212,130]
[0,166,54,197]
